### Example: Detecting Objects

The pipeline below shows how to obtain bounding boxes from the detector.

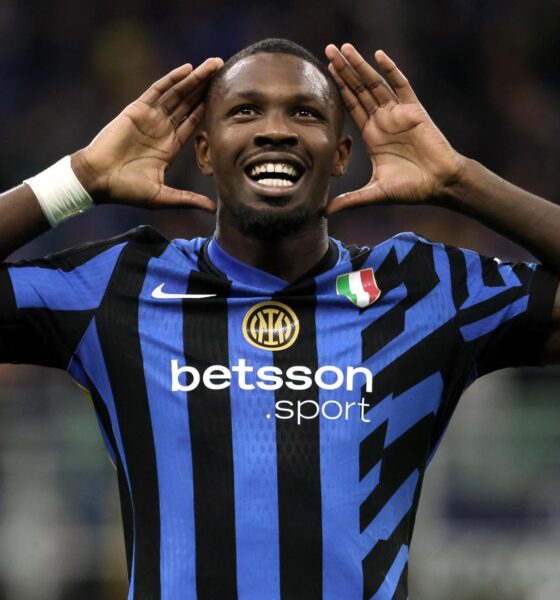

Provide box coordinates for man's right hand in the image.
[72,57,223,213]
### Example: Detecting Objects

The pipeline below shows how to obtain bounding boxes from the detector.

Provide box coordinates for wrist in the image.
[436,155,478,207]
[23,155,94,227]
[70,149,106,201]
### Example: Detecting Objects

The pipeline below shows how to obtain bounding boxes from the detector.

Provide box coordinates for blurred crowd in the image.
[1,0,559,257]
[0,1,559,599]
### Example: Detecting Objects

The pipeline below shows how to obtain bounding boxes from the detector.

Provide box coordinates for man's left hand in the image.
[324,44,466,215]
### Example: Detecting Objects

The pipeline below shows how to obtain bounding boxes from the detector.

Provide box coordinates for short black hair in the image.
[207,38,344,130]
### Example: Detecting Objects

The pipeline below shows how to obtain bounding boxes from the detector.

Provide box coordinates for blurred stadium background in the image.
[0,1,559,598]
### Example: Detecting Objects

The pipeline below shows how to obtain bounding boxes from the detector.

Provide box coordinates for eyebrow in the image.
[226,90,327,104]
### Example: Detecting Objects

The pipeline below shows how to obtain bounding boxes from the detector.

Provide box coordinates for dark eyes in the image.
[230,105,322,120]
[293,107,318,118]
[234,105,257,116]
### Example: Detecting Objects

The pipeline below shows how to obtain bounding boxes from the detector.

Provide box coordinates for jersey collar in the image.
[204,236,340,292]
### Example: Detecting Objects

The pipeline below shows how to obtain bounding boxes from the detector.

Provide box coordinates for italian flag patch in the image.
[336,268,381,308]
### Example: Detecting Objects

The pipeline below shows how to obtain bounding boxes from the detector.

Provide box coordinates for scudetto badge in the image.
[242,301,300,351]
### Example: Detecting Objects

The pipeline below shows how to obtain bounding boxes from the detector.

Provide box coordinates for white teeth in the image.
[249,162,300,178]
[257,178,294,187]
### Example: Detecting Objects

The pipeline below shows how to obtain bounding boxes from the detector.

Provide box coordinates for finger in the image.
[326,44,378,115]
[158,57,223,116]
[175,103,206,145]
[324,183,386,216]
[169,84,207,126]
[374,50,418,103]
[340,43,397,108]
[327,63,369,131]
[156,186,216,212]
[139,63,194,106]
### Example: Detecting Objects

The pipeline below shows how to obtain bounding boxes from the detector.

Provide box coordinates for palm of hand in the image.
[325,44,464,214]
[99,102,183,205]
[361,103,453,205]
[78,59,222,211]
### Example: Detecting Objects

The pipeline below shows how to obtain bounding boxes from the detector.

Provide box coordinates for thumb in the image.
[156,185,216,213]
[324,182,387,216]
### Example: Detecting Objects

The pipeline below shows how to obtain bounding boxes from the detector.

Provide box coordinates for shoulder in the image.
[335,232,443,269]
[386,231,451,258]
[37,225,168,271]
[4,226,172,312]
[5,225,168,274]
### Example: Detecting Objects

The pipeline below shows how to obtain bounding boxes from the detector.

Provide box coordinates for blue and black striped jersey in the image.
[0,225,557,600]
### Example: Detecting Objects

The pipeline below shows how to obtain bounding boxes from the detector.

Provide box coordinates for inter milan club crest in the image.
[242,301,300,351]
[336,268,381,308]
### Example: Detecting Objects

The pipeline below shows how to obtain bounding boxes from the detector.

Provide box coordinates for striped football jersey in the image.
[0,225,557,599]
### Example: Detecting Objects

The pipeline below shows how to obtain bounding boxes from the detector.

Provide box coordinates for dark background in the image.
[0,1,559,598]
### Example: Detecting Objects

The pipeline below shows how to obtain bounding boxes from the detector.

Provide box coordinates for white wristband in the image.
[24,156,93,227]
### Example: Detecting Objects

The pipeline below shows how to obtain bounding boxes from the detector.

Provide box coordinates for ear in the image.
[331,135,352,177]
[195,131,214,176]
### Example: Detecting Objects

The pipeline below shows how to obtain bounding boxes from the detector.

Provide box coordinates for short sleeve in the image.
[0,233,132,368]
[443,243,558,376]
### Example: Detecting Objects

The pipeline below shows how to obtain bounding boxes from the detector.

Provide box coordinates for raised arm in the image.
[0,57,223,261]
[325,43,560,362]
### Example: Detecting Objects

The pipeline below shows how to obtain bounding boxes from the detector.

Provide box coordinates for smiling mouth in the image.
[244,161,304,189]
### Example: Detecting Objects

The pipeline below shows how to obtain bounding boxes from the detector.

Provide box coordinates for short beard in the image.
[234,203,311,240]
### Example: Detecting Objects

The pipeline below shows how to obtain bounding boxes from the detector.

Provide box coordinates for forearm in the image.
[444,158,560,273]
[0,153,96,262]
[0,185,50,261]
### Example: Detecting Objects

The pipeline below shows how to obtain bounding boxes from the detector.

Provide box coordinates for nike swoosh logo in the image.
[151,283,216,300]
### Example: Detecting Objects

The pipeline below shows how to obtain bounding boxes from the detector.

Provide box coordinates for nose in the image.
[253,113,299,147]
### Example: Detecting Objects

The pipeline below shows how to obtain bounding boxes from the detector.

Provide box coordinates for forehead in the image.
[217,53,332,105]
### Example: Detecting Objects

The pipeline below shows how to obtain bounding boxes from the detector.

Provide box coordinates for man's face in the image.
[197,53,350,238]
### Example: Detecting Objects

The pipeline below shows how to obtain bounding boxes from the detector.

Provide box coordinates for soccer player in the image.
[0,38,558,599]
